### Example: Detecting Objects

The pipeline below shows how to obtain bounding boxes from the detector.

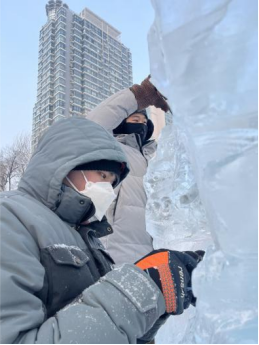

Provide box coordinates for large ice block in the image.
[146,0,258,343]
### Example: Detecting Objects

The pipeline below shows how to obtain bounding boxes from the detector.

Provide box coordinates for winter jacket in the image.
[0,117,166,344]
[87,89,156,264]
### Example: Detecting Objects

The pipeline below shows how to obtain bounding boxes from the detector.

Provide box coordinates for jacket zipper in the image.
[113,188,121,218]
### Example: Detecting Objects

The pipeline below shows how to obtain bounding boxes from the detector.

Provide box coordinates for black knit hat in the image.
[74,160,124,187]
[146,119,154,141]
[136,109,148,119]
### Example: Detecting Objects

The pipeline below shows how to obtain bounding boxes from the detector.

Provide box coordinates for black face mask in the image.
[123,123,148,144]
[54,184,96,225]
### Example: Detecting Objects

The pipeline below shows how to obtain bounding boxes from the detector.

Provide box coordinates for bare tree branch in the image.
[0,133,31,191]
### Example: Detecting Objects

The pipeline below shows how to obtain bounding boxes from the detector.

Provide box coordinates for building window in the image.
[73,36,82,44]
[72,105,82,112]
[54,56,66,64]
[56,48,66,57]
[54,85,65,94]
[73,42,82,52]
[55,35,66,45]
[57,15,66,24]
[54,92,65,101]
[53,114,66,123]
[73,98,82,106]
[72,76,82,84]
[73,62,82,71]
[56,42,66,50]
[73,56,82,64]
[55,62,66,72]
[57,8,66,17]
[54,107,65,116]
[54,100,65,109]
[56,22,66,31]
[54,77,66,87]
[72,90,82,98]
[73,15,83,25]
[73,69,82,78]
[73,49,82,58]
[57,28,66,37]
[71,83,82,92]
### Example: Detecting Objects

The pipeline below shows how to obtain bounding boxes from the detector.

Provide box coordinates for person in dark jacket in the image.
[0,116,203,344]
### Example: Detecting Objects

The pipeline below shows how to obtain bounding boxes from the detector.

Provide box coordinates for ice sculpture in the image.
[146,0,258,343]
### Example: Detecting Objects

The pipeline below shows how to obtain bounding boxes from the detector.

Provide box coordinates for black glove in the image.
[182,250,205,306]
[135,249,204,315]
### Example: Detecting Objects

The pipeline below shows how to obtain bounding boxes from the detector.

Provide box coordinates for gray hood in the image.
[19,117,129,210]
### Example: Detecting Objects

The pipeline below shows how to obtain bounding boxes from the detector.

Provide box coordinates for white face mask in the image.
[66,171,116,221]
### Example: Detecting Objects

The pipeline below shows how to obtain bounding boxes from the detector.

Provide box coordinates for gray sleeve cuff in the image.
[102,264,165,314]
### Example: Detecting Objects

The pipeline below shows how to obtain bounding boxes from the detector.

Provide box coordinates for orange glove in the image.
[135,249,204,315]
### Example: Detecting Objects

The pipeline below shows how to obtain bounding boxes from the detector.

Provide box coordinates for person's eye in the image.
[100,172,107,179]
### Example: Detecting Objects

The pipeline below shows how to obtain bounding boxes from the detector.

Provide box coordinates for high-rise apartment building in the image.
[32,0,132,149]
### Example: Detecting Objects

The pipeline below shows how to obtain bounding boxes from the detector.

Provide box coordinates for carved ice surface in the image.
[145,124,211,251]
[146,0,258,343]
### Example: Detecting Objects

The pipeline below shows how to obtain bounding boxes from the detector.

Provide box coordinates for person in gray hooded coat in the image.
[87,76,171,265]
[0,116,202,344]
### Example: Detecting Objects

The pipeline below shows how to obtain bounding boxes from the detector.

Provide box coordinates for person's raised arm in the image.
[87,76,171,132]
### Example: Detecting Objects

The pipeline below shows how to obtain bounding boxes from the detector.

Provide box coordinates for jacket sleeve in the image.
[0,206,166,344]
[86,88,138,132]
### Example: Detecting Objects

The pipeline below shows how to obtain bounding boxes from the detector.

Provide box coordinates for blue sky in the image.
[0,0,154,147]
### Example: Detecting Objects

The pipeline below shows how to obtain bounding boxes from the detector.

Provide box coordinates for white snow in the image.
[102,265,160,312]
[49,244,87,265]
[147,0,257,343]
[51,244,82,251]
